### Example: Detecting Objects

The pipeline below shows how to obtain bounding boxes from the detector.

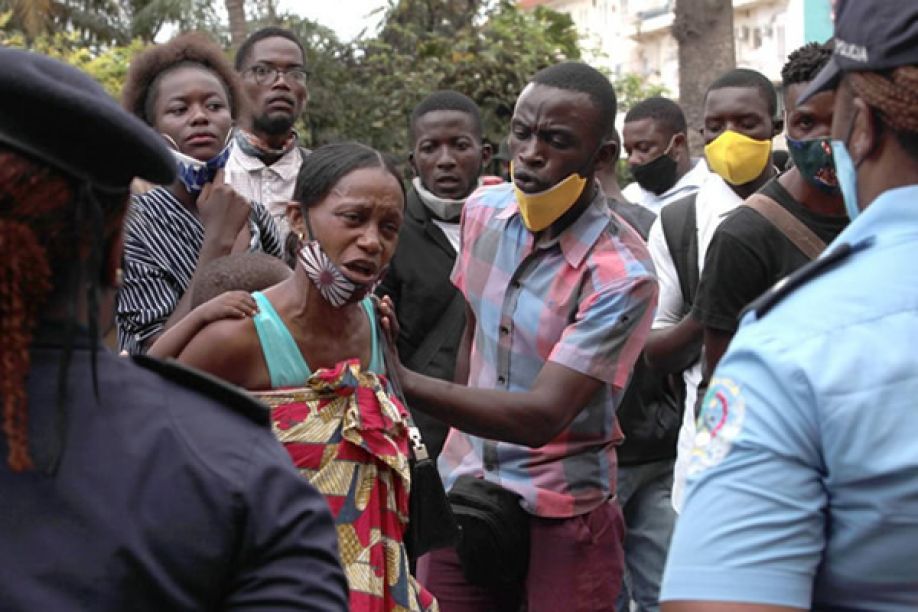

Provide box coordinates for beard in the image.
[253,111,295,136]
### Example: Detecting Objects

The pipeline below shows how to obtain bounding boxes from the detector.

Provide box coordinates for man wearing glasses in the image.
[227,27,311,240]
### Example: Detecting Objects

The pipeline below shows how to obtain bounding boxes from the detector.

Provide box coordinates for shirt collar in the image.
[497,185,611,268]
[831,185,918,248]
[668,157,709,195]
[229,141,301,179]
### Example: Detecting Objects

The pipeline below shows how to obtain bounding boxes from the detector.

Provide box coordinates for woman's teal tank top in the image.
[251,291,383,388]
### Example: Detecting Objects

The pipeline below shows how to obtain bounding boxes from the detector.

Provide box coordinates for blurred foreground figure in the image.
[0,48,347,612]
[662,1,918,610]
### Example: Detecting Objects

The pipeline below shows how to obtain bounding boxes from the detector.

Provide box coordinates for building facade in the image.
[520,0,834,97]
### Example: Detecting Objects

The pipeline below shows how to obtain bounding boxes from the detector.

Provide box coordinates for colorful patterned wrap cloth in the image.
[253,359,437,612]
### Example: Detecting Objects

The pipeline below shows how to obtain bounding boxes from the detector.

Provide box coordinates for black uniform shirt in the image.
[0,327,348,611]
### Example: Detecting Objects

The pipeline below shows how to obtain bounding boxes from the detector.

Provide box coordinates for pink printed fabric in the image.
[254,360,438,612]
[441,182,658,518]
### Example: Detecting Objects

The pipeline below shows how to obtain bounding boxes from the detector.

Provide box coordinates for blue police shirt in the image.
[661,185,918,610]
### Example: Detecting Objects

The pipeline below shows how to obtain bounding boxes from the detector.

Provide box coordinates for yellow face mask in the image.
[704,130,772,186]
[511,163,588,232]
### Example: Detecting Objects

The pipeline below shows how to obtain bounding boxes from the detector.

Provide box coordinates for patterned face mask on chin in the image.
[297,240,375,308]
[161,133,231,194]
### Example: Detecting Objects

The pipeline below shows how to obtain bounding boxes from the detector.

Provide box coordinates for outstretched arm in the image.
[401,360,603,448]
[381,275,657,448]
[148,291,257,359]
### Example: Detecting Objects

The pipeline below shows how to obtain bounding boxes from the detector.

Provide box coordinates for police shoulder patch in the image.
[688,377,746,477]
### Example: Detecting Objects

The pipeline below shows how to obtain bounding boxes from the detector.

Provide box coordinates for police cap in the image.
[0,47,175,190]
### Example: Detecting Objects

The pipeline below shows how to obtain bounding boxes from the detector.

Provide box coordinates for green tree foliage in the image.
[0,0,666,166]
[332,0,581,156]
[612,72,670,113]
[0,11,142,96]
[0,0,224,47]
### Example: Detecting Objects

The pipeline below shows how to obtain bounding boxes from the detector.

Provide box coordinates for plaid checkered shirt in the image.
[438,182,658,518]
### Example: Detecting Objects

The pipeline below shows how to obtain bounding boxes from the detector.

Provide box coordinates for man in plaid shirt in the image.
[383,61,658,610]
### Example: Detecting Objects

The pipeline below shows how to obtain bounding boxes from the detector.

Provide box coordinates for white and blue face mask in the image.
[161,134,232,194]
[296,215,388,308]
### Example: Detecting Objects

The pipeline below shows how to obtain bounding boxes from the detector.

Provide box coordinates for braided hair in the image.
[0,145,126,471]
[849,67,918,159]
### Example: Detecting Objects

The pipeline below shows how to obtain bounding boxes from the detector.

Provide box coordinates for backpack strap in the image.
[660,193,699,311]
[743,193,826,261]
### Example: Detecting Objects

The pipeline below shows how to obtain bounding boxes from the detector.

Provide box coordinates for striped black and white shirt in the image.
[116,186,282,354]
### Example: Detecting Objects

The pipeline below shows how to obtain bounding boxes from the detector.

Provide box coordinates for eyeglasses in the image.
[245,64,310,85]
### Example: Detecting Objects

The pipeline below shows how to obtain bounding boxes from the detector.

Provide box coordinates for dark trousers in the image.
[418,499,625,612]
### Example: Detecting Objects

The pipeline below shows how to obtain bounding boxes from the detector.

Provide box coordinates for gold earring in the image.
[115,267,124,287]
[297,231,305,241]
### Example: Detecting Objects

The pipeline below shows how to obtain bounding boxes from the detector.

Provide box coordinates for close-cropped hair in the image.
[293,142,406,210]
[624,96,688,137]
[410,90,483,143]
[530,62,617,138]
[192,252,292,307]
[234,27,306,71]
[782,42,833,89]
[706,67,778,118]
[122,31,244,125]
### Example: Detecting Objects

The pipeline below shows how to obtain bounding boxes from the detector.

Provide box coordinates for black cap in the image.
[0,47,175,190]
[798,0,918,103]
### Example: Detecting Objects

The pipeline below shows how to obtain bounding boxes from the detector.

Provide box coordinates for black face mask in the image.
[630,140,679,195]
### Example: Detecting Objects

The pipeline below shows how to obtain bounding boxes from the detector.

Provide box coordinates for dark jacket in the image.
[377,186,464,459]
[608,199,683,466]
[0,327,348,611]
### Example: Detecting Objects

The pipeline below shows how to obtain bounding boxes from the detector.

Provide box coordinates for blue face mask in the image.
[830,109,863,221]
[830,141,860,220]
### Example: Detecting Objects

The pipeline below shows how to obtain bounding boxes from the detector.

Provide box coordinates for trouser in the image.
[418,499,625,612]
[615,458,677,612]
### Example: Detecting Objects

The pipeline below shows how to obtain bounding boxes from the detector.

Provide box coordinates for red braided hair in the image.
[0,150,75,471]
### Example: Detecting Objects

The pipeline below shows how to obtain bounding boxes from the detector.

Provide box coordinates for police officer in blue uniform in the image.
[660,1,918,610]
[0,49,348,610]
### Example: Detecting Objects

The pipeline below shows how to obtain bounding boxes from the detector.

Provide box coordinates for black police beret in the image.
[0,47,175,190]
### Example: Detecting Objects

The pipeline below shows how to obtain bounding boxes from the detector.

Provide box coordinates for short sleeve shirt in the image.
[661,185,918,610]
[439,183,658,518]
[693,177,848,333]
[224,142,302,240]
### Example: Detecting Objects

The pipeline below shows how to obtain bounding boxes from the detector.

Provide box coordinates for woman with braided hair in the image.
[0,48,347,610]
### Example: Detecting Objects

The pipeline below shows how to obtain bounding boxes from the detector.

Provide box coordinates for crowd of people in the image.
[1,0,917,610]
